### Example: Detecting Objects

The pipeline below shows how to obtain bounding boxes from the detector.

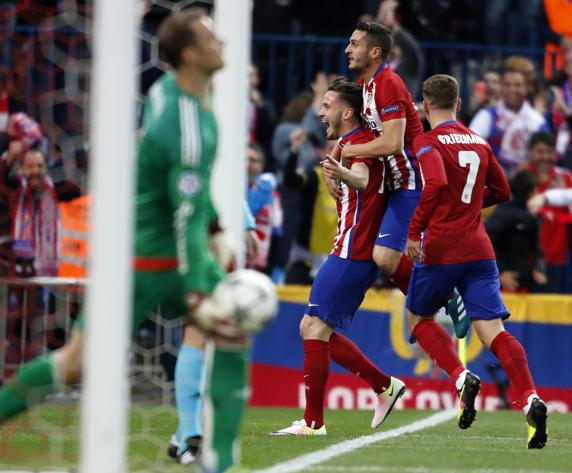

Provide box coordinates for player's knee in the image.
[408,312,434,334]
[473,319,504,348]
[54,348,83,385]
[373,246,400,275]
[299,314,330,340]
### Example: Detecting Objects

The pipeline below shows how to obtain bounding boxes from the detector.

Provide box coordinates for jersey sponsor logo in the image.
[177,171,202,197]
[378,233,391,238]
[382,104,400,114]
[416,145,433,156]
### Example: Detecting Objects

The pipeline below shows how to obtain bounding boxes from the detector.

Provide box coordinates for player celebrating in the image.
[273,78,405,436]
[0,10,251,472]
[340,20,468,339]
[405,74,547,449]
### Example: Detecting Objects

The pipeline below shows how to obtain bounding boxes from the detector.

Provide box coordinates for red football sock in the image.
[391,253,413,295]
[330,332,391,393]
[303,339,330,429]
[413,319,465,381]
[490,331,536,407]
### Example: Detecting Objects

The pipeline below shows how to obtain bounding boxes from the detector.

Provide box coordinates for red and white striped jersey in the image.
[360,63,424,192]
[332,127,386,260]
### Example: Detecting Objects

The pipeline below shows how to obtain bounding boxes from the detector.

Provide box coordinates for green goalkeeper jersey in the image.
[135,72,224,294]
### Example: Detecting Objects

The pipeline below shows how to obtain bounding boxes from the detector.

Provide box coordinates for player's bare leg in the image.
[373,245,408,291]
[168,324,206,464]
[472,319,547,449]
[408,312,480,428]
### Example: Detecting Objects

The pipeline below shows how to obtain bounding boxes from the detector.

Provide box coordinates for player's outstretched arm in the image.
[340,118,405,160]
[322,155,369,191]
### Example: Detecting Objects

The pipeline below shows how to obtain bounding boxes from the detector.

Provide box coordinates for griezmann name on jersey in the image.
[332,127,386,260]
[360,63,424,192]
[409,121,510,265]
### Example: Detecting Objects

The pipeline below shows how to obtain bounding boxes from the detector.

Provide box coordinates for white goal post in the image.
[76,0,250,472]
[79,0,137,471]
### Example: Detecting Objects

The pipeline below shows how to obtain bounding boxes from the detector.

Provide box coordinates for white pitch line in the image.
[254,410,456,473]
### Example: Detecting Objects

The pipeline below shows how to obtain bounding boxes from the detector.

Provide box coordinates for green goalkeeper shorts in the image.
[74,269,188,332]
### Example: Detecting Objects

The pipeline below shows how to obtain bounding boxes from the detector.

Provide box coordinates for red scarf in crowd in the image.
[11,177,60,275]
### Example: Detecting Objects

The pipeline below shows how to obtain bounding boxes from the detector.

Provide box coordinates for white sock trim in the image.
[454,369,469,391]
[523,393,540,414]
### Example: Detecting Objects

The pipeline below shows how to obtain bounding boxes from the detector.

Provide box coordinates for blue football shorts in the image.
[305,255,379,329]
[406,259,510,320]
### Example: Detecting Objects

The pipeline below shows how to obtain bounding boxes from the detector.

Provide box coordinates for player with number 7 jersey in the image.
[405,75,547,449]
[407,120,509,264]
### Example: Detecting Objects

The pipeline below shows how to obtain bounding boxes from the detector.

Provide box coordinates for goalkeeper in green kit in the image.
[0,9,250,473]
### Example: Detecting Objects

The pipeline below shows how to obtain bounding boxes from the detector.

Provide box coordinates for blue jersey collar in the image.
[372,62,389,79]
[341,126,363,140]
[435,119,458,128]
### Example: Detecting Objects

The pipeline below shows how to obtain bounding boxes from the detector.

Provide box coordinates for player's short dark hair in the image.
[422,74,459,110]
[158,8,207,69]
[355,20,393,61]
[529,131,556,149]
[328,77,363,119]
[509,170,538,203]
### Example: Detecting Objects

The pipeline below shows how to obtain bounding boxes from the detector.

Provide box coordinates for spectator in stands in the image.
[1,147,60,276]
[374,0,423,97]
[470,68,547,175]
[524,131,572,293]
[272,73,328,282]
[485,171,547,293]
[465,68,501,123]
[249,64,277,172]
[282,132,337,283]
[551,50,572,166]
[504,56,537,101]
[246,143,283,277]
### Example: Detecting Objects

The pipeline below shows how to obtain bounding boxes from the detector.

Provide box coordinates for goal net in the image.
[0,0,248,471]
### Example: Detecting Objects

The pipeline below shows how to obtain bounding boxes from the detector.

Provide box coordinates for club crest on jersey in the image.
[177,171,201,197]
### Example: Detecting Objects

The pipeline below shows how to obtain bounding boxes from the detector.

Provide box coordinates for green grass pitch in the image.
[0,405,571,472]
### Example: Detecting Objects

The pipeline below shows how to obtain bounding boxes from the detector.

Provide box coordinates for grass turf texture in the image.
[0,406,570,472]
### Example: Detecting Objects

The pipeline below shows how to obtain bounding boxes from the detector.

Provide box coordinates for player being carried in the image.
[334,20,468,338]
[272,77,405,436]
[405,74,547,449]
[0,10,255,472]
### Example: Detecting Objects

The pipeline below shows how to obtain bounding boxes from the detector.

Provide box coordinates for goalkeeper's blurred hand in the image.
[188,292,246,340]
[208,230,236,272]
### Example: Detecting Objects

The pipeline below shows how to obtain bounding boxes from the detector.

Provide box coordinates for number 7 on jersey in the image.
[458,150,480,204]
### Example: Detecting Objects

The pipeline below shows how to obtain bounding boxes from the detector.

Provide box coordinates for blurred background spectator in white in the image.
[470,68,547,175]
[246,143,283,279]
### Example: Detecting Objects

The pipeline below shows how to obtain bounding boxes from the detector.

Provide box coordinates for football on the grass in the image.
[213,269,278,334]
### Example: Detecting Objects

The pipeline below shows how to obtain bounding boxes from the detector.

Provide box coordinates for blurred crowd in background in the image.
[0,0,572,295]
